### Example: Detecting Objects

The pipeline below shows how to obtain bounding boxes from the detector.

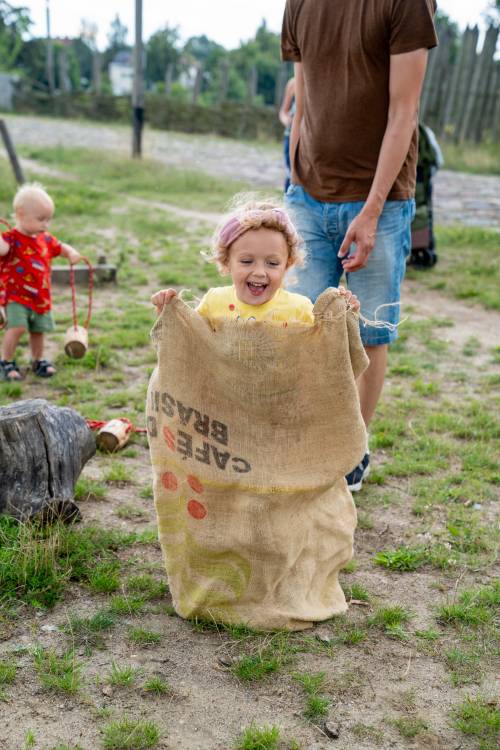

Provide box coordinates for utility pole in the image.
[132,0,144,158]
[45,0,55,95]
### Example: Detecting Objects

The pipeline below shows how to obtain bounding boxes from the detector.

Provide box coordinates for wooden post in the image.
[460,25,499,143]
[454,26,479,143]
[132,0,144,158]
[58,47,71,93]
[247,64,258,103]
[217,59,229,105]
[45,0,55,95]
[440,27,471,138]
[92,51,102,94]
[470,26,499,142]
[192,62,203,104]
[490,61,500,143]
[164,63,173,96]
[420,45,438,120]
[425,28,452,130]
[0,119,25,185]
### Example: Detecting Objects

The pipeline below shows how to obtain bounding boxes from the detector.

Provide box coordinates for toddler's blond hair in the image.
[13,183,54,213]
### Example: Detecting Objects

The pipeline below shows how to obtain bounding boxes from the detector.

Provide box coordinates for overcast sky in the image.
[21,1,491,50]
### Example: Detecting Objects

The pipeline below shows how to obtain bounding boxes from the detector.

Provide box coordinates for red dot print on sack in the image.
[229,304,235,310]
[187,499,207,520]
[187,475,204,494]
[161,471,178,491]
[162,426,175,450]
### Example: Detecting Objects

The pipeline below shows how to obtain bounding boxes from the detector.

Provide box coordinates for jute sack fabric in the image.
[147,288,368,631]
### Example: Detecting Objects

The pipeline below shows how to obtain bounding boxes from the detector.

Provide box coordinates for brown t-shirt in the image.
[281,0,438,202]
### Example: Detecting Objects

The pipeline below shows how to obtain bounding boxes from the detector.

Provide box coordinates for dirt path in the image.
[4,114,500,229]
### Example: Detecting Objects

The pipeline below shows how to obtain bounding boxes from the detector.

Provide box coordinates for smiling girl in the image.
[151,196,359,323]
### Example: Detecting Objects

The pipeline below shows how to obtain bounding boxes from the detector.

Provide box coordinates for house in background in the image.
[109,50,133,95]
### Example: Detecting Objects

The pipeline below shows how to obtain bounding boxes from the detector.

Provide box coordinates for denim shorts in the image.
[285,184,415,346]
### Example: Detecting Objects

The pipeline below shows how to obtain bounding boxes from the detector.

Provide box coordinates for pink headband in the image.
[218,208,293,249]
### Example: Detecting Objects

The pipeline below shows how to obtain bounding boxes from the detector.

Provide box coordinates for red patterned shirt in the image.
[0,229,62,313]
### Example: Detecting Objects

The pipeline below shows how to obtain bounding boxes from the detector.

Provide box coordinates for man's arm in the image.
[288,62,304,177]
[279,77,296,128]
[339,48,428,272]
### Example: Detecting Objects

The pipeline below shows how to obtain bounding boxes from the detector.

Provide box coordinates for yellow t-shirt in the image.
[196,286,314,325]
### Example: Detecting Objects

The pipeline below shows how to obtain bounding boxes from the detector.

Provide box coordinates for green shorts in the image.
[6,302,55,333]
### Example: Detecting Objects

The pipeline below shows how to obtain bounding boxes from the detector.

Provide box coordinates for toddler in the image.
[0,183,82,379]
[152,196,359,322]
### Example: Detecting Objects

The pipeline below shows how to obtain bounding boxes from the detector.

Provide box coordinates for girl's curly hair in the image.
[206,193,305,274]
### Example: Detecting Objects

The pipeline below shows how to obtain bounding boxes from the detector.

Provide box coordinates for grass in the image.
[107,661,142,687]
[374,546,427,572]
[142,676,172,695]
[232,652,280,682]
[74,476,107,502]
[368,606,412,639]
[294,672,331,722]
[0,519,143,613]
[33,647,82,693]
[437,582,499,628]
[235,724,281,750]
[102,717,161,750]
[0,658,17,699]
[406,224,500,310]
[64,609,117,648]
[392,716,428,738]
[453,695,500,750]
[441,140,500,175]
[128,627,163,646]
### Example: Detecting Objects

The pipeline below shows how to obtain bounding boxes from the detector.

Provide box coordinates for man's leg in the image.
[285,185,342,300]
[342,198,414,489]
[358,344,388,427]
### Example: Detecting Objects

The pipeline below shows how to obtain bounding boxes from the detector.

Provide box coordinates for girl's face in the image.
[225,227,290,306]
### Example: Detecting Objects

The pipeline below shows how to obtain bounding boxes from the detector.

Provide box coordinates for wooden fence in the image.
[421,23,499,143]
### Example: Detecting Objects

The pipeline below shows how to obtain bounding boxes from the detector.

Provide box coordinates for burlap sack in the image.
[147,288,368,631]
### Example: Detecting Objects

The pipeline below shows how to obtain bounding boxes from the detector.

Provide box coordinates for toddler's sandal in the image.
[32,359,56,378]
[0,360,23,381]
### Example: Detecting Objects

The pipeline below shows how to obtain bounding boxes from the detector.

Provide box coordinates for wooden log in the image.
[0,399,96,522]
[96,419,132,452]
[51,262,116,285]
[0,119,26,185]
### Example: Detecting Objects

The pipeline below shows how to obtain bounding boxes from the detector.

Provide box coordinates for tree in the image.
[229,20,281,104]
[103,13,130,68]
[0,0,32,71]
[145,25,181,86]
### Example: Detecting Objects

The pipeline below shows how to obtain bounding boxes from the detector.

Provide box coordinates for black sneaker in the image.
[345,452,370,492]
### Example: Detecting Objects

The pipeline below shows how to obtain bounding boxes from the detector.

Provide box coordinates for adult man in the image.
[281,0,437,490]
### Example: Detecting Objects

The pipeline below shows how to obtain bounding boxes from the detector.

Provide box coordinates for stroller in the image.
[410,124,443,268]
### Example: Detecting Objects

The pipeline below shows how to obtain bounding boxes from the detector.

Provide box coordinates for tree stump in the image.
[0,399,96,522]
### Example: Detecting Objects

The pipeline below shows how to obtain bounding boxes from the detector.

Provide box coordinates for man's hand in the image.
[338,211,379,273]
[151,288,177,314]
